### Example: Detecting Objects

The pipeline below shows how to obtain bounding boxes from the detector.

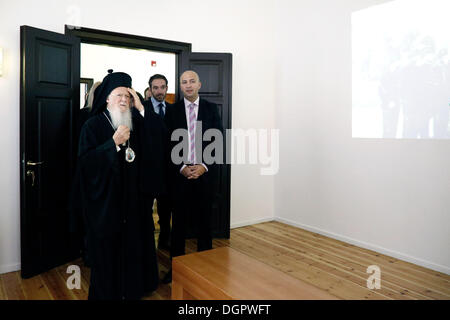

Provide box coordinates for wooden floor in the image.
[1,221,449,300]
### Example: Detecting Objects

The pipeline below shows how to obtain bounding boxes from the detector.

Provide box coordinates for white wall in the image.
[274,0,450,274]
[0,0,276,274]
[2,0,448,276]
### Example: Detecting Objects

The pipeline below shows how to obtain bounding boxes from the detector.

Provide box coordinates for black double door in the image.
[20,26,232,278]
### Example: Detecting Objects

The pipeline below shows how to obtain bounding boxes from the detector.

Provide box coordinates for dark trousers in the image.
[171,177,213,258]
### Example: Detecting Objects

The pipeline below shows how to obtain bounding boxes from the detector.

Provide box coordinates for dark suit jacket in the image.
[133,104,168,197]
[141,99,172,198]
[164,98,223,193]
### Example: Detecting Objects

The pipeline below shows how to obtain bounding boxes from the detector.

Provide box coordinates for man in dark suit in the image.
[163,70,223,283]
[143,74,172,250]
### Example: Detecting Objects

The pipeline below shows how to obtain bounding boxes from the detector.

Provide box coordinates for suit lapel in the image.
[197,98,205,122]
[178,100,188,129]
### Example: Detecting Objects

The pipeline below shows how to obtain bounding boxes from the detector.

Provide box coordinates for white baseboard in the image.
[0,262,21,275]
[231,217,275,229]
[275,217,450,275]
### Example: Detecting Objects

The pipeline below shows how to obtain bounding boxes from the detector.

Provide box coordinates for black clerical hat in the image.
[91,70,132,115]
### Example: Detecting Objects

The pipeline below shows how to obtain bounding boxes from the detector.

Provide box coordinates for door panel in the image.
[37,41,71,85]
[183,53,232,239]
[20,26,80,278]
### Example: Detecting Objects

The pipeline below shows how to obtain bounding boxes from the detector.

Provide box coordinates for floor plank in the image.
[241,225,440,299]
[229,228,386,300]
[265,222,450,290]
[1,272,26,300]
[40,268,75,300]
[20,275,52,300]
[1,221,449,300]
[0,274,8,299]
[255,222,450,297]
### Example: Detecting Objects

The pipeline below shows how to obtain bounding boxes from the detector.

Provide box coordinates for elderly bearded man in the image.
[77,71,167,300]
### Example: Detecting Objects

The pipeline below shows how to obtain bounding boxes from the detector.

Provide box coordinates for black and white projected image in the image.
[352,0,450,139]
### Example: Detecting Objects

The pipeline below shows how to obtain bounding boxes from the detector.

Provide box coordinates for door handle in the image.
[26,170,35,187]
[27,160,44,166]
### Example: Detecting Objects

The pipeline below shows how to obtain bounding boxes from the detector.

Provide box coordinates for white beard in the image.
[108,107,133,131]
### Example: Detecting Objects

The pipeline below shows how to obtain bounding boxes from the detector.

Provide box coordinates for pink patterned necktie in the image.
[188,103,196,164]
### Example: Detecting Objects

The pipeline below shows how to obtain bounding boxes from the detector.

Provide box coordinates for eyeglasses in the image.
[111,93,131,100]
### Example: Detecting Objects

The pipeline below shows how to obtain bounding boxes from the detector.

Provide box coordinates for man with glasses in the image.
[77,71,167,300]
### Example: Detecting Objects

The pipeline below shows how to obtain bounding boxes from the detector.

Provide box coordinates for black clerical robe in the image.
[77,109,165,300]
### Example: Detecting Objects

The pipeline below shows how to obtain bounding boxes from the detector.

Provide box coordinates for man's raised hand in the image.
[127,88,144,112]
[113,125,130,146]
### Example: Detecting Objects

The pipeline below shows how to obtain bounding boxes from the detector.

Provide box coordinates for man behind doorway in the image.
[143,74,172,250]
[144,87,152,101]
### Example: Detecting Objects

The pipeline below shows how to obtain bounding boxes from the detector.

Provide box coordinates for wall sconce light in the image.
[0,47,3,77]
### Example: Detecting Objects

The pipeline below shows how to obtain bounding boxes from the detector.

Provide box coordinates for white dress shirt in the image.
[151,96,166,115]
[180,97,208,173]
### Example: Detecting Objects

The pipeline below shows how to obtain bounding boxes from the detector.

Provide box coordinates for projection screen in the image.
[352,0,450,139]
